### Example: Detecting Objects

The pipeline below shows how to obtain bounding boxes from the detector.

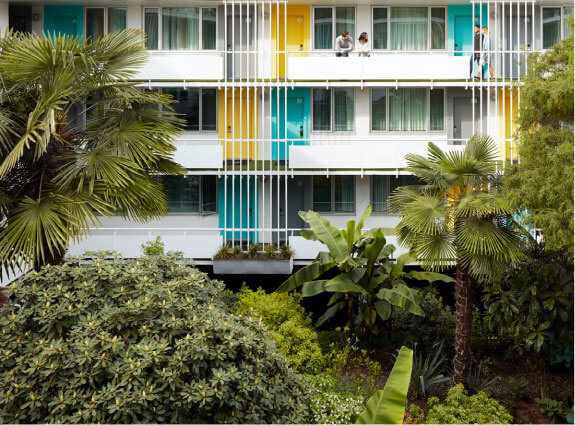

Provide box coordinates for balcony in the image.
[288,140,465,170]
[173,141,223,169]
[287,53,470,81]
[135,51,224,81]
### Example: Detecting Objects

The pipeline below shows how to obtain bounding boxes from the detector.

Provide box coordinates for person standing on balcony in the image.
[335,32,353,57]
[357,32,371,57]
[470,24,483,78]
[482,26,494,79]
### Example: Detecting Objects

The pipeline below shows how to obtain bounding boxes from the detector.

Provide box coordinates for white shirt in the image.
[357,41,371,57]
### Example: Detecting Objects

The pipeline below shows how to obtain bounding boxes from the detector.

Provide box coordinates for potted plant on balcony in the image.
[212,243,294,275]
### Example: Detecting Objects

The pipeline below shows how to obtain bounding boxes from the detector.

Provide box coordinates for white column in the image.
[126,5,142,30]
[0,3,9,34]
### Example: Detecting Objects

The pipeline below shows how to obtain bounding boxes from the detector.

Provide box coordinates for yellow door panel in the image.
[218,89,258,160]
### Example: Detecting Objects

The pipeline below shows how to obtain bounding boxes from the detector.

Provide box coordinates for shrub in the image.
[140,236,165,256]
[0,254,310,423]
[275,319,325,374]
[307,375,364,424]
[535,397,567,423]
[424,384,513,424]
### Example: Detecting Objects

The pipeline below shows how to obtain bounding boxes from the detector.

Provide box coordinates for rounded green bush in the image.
[0,253,310,423]
[424,384,513,424]
[275,319,325,374]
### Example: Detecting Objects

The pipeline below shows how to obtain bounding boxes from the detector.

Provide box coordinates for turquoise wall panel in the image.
[448,5,488,55]
[218,176,258,242]
[44,5,84,38]
[271,87,310,161]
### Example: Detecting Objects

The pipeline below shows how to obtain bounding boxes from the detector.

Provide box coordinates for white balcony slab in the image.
[289,142,465,169]
[136,52,224,80]
[288,55,470,80]
[173,144,223,169]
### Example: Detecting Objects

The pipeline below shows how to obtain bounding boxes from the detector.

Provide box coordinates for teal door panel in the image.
[218,176,258,243]
[271,87,310,160]
[44,5,84,38]
[448,5,487,56]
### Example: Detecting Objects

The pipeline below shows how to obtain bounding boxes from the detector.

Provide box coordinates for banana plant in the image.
[276,206,454,335]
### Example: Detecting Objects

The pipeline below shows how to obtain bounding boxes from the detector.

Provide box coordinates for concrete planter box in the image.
[212,258,293,275]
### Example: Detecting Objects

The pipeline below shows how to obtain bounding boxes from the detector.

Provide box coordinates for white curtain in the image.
[390,7,428,50]
[389,88,427,131]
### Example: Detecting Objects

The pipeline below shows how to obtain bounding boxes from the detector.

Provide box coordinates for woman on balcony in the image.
[357,32,370,57]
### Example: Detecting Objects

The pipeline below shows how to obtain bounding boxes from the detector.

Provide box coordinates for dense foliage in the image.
[0,30,183,271]
[482,241,574,365]
[0,254,310,423]
[424,384,513,424]
[503,22,574,258]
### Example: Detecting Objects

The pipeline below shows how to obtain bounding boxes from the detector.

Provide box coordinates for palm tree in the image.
[0,30,184,272]
[388,134,522,384]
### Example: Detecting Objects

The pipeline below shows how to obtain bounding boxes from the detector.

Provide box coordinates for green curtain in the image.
[390,7,428,50]
[313,176,332,212]
[371,175,389,212]
[430,8,445,49]
[202,8,216,50]
[202,89,217,132]
[336,7,355,40]
[389,88,427,131]
[430,89,444,131]
[312,89,331,131]
[144,9,159,50]
[314,8,332,49]
[543,8,561,49]
[86,8,104,42]
[334,88,354,132]
[162,8,199,50]
[335,176,354,213]
[371,89,386,131]
[373,8,388,50]
[201,176,217,214]
[108,7,126,33]
[163,176,200,213]
[564,7,573,38]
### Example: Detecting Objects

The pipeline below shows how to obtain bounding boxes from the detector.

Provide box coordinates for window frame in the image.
[369,87,445,133]
[541,6,570,49]
[84,6,127,38]
[161,87,218,133]
[370,175,421,215]
[371,6,447,51]
[311,88,355,133]
[311,175,356,215]
[142,6,218,51]
[312,5,357,51]
[162,175,218,216]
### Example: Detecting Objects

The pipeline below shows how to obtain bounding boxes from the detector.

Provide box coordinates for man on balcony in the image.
[335,32,353,57]
[470,24,484,78]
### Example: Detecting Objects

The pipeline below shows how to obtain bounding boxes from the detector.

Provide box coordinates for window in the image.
[85,7,126,41]
[313,176,355,213]
[372,175,422,213]
[162,88,217,132]
[372,88,444,132]
[543,7,561,48]
[161,175,217,214]
[314,6,355,49]
[312,88,355,132]
[373,7,446,50]
[144,7,217,51]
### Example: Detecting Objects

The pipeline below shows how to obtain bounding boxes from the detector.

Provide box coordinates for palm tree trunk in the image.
[453,265,474,384]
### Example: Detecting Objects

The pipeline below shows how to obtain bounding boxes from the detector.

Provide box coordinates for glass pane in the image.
[336,7,355,41]
[312,89,331,131]
[108,7,126,33]
[564,7,573,38]
[202,8,217,50]
[162,8,199,50]
[313,176,332,212]
[202,89,217,131]
[335,176,355,213]
[543,8,561,49]
[373,8,388,50]
[144,9,159,50]
[334,88,354,131]
[86,8,104,42]
[391,175,422,195]
[314,8,333,49]
[164,88,199,131]
[371,89,386,131]
[389,88,427,131]
[163,175,200,213]
[430,8,446,49]
[371,176,389,212]
[390,7,428,50]
[201,176,217,214]
[430,89,444,131]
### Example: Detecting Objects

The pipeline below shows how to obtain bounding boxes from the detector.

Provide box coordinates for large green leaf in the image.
[299,210,348,263]
[377,284,424,316]
[316,300,347,327]
[301,269,367,297]
[404,270,455,283]
[355,346,414,424]
[276,251,334,293]
[374,300,392,321]
[355,205,372,239]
